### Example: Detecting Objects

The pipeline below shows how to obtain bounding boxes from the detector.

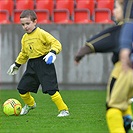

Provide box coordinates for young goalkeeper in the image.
[7,10,69,117]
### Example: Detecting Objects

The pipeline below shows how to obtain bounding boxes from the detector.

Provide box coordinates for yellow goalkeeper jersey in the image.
[15,27,62,64]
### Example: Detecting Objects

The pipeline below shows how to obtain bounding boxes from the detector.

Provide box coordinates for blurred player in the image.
[7,10,69,117]
[74,1,123,64]
[106,0,133,133]
[74,0,133,132]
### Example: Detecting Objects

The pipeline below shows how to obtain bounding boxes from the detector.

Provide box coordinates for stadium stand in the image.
[35,0,54,16]
[94,0,114,23]
[75,0,95,17]
[0,10,10,24]
[54,0,75,15]
[35,11,51,24]
[0,0,14,23]
[53,0,75,23]
[96,0,114,14]
[34,0,54,23]
[73,0,95,23]
[15,0,34,10]
[94,9,113,23]
[0,0,14,15]
[0,0,115,24]
[52,10,73,23]
[73,10,93,23]
[13,0,34,23]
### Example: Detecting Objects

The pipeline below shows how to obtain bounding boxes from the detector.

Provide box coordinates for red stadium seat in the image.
[94,9,113,24]
[35,10,51,24]
[75,0,95,16]
[0,0,14,16]
[35,0,54,16]
[0,10,10,24]
[35,0,52,1]
[13,0,34,23]
[15,0,32,1]
[52,10,73,24]
[15,0,34,10]
[73,10,93,23]
[55,0,74,15]
[13,10,22,23]
[76,0,95,1]
[96,0,114,14]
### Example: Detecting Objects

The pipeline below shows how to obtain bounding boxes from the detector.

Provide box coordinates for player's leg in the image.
[17,61,40,115]
[20,92,35,106]
[106,63,125,132]
[106,108,125,133]
[123,72,133,132]
[40,61,69,117]
[48,90,69,117]
[19,92,36,115]
[106,105,132,133]
[123,105,133,133]
[106,66,133,132]
[18,86,38,115]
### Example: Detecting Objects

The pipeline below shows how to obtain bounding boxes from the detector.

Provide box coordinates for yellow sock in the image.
[106,108,126,133]
[51,91,68,111]
[20,92,35,106]
[123,105,132,116]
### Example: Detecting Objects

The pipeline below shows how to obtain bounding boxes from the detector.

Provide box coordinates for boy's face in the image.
[113,1,123,22]
[20,17,37,33]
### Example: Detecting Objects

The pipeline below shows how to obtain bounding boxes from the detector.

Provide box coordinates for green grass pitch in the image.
[0,89,133,133]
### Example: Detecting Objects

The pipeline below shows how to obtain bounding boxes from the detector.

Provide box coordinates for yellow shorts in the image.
[106,61,133,111]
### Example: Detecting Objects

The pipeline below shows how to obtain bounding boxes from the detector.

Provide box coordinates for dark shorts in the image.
[17,56,59,94]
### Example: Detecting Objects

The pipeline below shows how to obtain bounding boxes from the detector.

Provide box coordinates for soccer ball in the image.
[3,98,22,116]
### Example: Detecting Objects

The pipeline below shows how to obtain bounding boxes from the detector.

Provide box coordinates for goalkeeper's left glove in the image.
[43,51,56,64]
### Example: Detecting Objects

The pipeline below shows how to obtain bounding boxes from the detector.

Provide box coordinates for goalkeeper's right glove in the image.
[7,63,20,75]
[43,51,56,64]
